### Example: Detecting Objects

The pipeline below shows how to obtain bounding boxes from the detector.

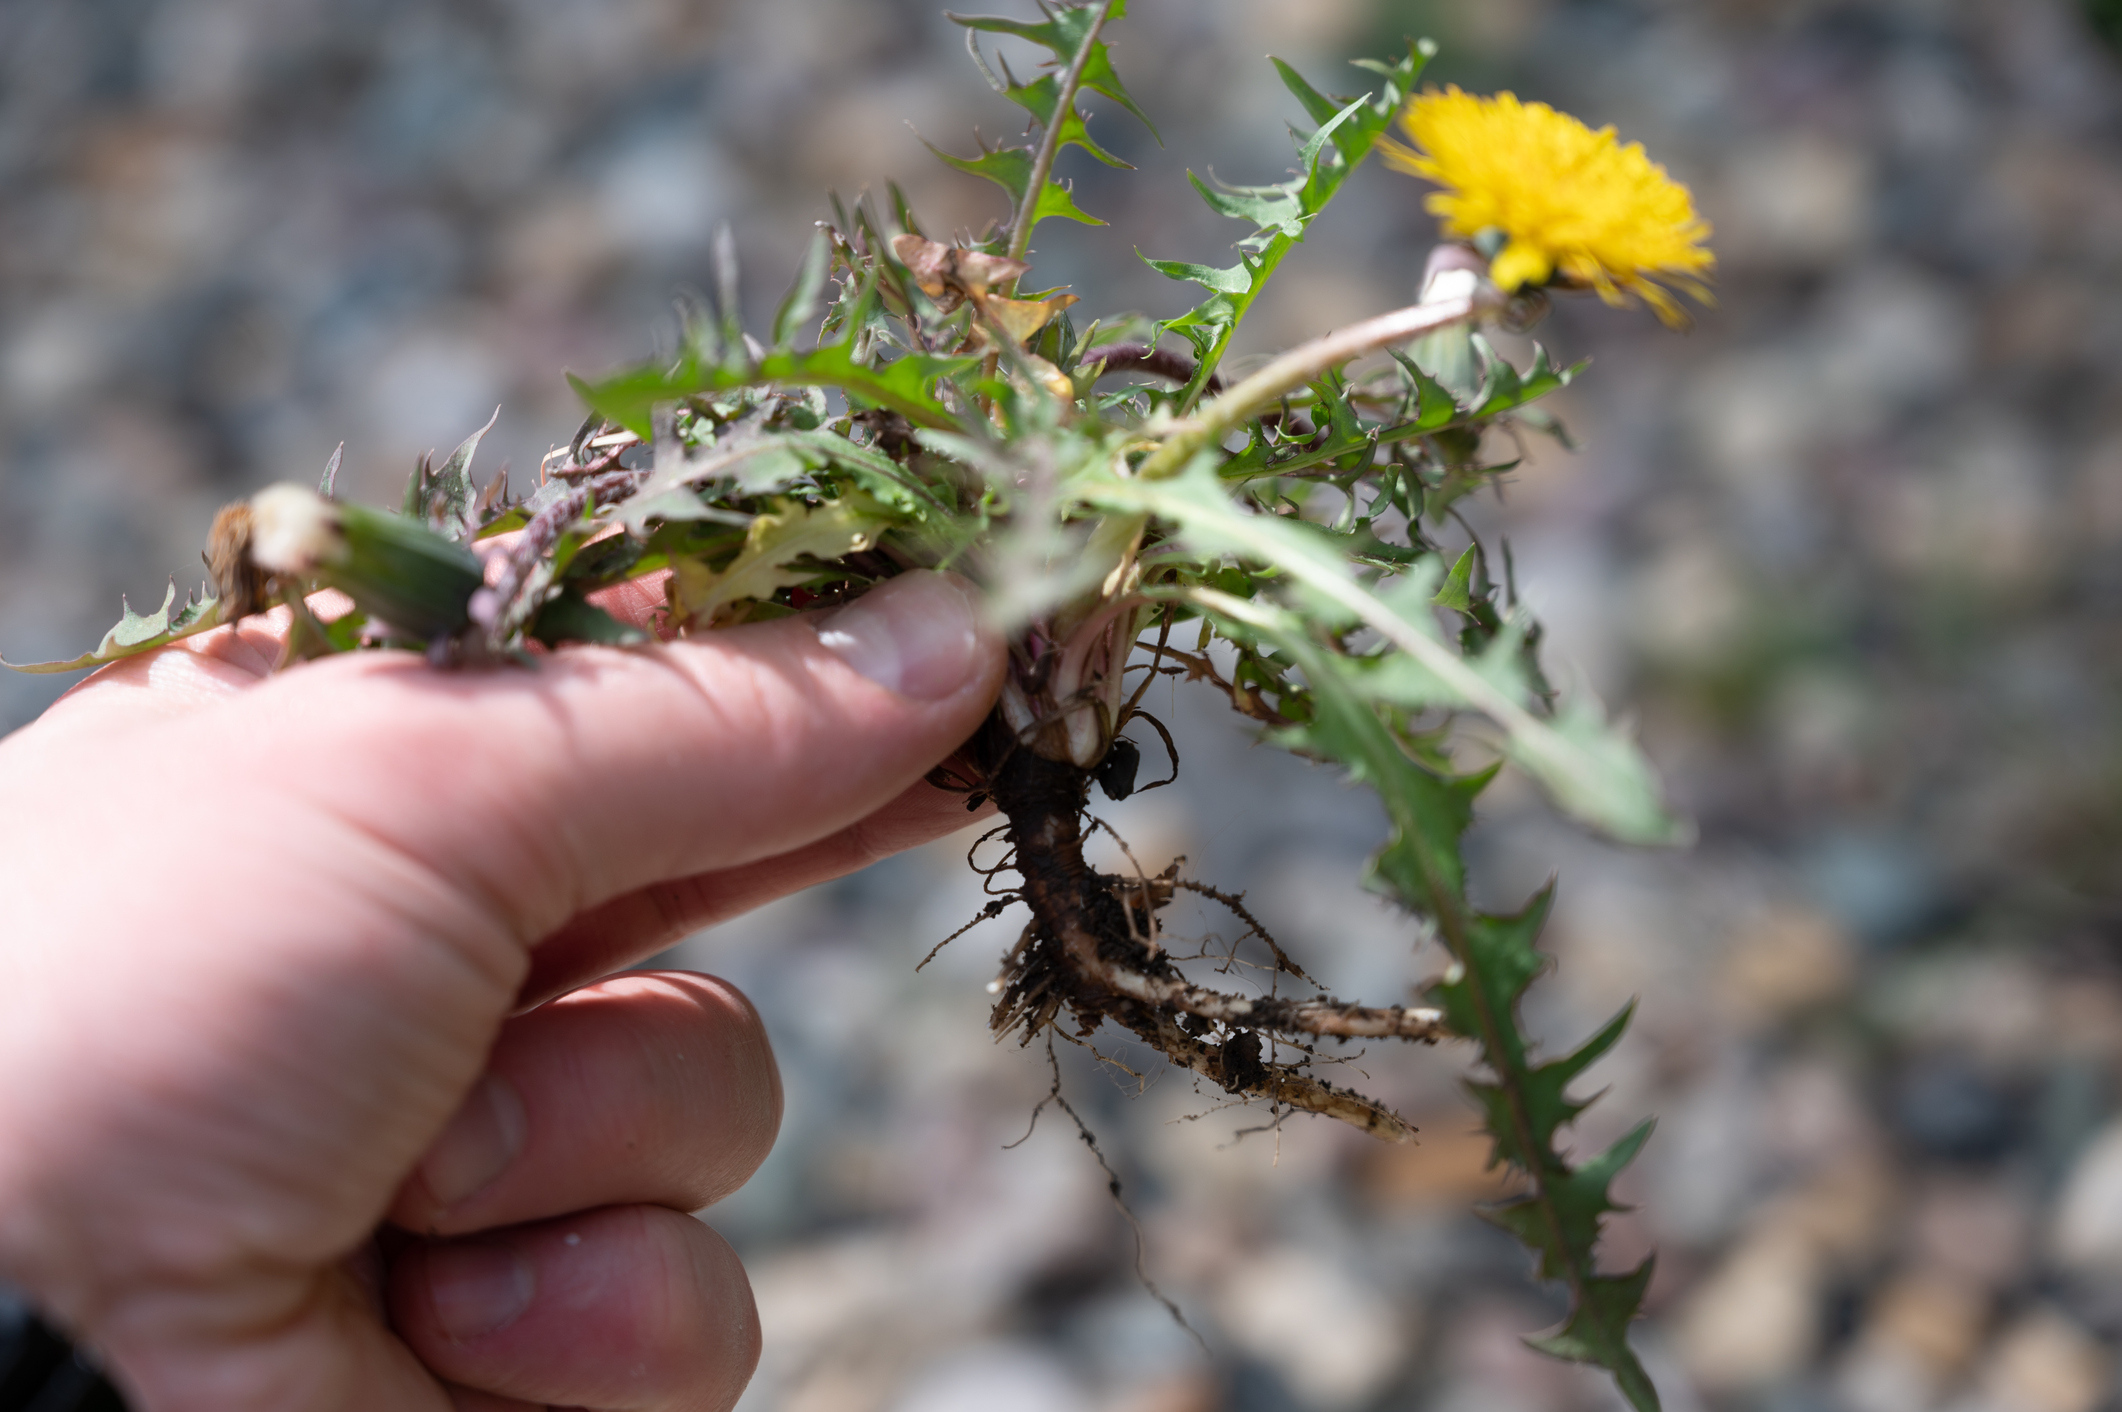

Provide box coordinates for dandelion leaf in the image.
[670,495,893,627]
[771,231,833,350]
[1138,253,1253,295]
[529,588,650,648]
[1506,696,1690,848]
[3,581,224,674]
[1146,45,1429,406]
[573,338,973,442]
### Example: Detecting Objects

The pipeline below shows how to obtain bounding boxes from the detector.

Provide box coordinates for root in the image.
[971,716,1438,1143]
[1122,1005,1416,1143]
[1017,1037,1204,1346]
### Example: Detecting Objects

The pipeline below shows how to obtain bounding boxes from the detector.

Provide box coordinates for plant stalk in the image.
[1004,0,1119,270]
[1136,294,1478,481]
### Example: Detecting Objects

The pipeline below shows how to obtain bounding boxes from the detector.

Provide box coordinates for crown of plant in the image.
[1386,86,1714,325]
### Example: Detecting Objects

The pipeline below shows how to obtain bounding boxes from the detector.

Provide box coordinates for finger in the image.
[173,570,1003,947]
[520,777,990,1006]
[446,1385,542,1411]
[96,1264,454,1412]
[390,1205,758,1412]
[390,973,779,1236]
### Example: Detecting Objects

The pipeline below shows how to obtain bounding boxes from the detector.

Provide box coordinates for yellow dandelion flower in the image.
[1385,86,1714,327]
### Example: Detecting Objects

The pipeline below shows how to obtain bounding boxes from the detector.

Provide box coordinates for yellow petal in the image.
[1489,239,1552,293]
[1393,86,1714,324]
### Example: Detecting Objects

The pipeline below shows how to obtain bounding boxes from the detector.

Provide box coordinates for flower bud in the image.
[244,482,483,642]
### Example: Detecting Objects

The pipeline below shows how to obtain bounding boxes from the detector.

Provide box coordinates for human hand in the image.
[0,570,1004,1412]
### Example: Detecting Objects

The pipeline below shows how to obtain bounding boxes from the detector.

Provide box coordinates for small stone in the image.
[1214,1244,1410,1411]
[1833,1270,1990,1412]
[1718,902,1855,1029]
[2051,1120,2122,1274]
[1716,134,1872,271]
[1864,1270,1991,1377]
[1907,1177,2030,1290]
[1893,1057,2018,1162]
[1673,1230,1824,1392]
[1974,1308,2112,1412]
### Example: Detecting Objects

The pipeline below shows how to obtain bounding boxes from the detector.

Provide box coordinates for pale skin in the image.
[0,569,1005,1412]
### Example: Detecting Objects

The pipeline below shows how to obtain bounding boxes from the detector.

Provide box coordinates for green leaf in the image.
[408,407,499,542]
[1433,545,1477,612]
[1270,57,1344,130]
[2,581,223,674]
[1139,252,1254,294]
[1186,169,1305,234]
[669,494,894,626]
[1007,75,1132,168]
[949,0,1157,140]
[529,588,651,648]
[1505,696,1687,850]
[1148,59,1419,409]
[572,338,976,441]
[1074,38,1157,140]
[932,142,1034,206]
[1388,350,1461,430]
[1471,339,1584,419]
[1032,178,1106,227]
[1084,464,1686,846]
[771,230,832,349]
[1523,1260,1661,1412]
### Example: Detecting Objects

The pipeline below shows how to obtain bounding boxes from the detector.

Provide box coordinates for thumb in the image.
[199,569,1007,944]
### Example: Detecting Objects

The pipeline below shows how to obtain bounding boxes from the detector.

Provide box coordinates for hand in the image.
[0,571,1004,1412]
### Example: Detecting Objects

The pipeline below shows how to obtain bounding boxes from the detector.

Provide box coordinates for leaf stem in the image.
[1005,0,1118,269]
[1136,295,1478,480]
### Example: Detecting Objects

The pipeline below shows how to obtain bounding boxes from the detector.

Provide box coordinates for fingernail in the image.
[419,1074,526,1210]
[814,570,984,700]
[425,1239,534,1342]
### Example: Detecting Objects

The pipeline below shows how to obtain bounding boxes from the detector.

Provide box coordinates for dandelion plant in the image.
[9,5,1715,1405]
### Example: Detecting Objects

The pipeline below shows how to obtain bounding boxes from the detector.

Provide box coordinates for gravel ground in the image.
[4,2,2121,1410]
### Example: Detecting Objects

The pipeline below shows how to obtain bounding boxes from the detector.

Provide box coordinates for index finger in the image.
[161,570,1003,947]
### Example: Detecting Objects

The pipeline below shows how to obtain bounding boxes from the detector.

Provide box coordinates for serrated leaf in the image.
[771,230,832,349]
[949,0,1155,141]
[1270,57,1344,132]
[1433,545,1477,611]
[421,407,499,542]
[1471,340,1584,420]
[573,338,974,441]
[1151,67,1414,408]
[1007,75,1132,168]
[1139,252,1253,294]
[1085,464,1686,846]
[932,141,1035,206]
[1506,696,1687,849]
[3,581,223,674]
[1030,178,1105,227]
[669,494,893,627]
[1523,1260,1660,1412]
[1074,39,1157,141]
[1186,169,1305,232]
[529,587,651,647]
[1388,350,1461,429]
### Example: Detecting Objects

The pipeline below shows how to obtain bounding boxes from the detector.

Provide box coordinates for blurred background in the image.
[4,0,2122,1409]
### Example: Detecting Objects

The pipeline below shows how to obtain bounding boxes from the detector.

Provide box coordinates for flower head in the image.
[1387,87,1714,327]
